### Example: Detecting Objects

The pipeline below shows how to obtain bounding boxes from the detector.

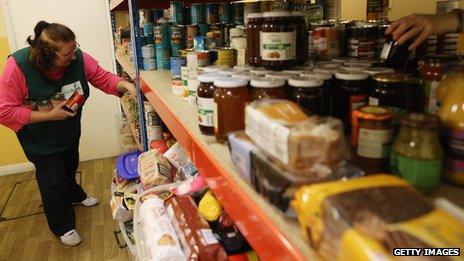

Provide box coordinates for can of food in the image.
[139,9,151,24]
[209,23,225,46]
[150,9,164,23]
[154,23,171,49]
[50,92,65,108]
[210,47,235,67]
[171,25,185,56]
[187,50,211,70]
[170,56,186,79]
[198,24,209,37]
[155,48,171,70]
[186,24,198,48]
[170,1,184,25]
[347,24,377,59]
[142,44,155,58]
[147,124,164,141]
[206,3,219,24]
[143,58,156,70]
[146,111,161,126]
[219,3,233,23]
[143,22,154,36]
[63,92,85,113]
[172,79,185,96]
[312,26,340,59]
[190,3,205,24]
[233,2,244,24]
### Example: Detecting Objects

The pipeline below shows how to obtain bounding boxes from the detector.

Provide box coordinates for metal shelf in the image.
[140,70,315,260]
[120,97,143,151]
[115,54,136,80]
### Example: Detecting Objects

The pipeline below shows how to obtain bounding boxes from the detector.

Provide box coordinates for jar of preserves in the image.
[288,77,324,114]
[250,77,286,101]
[347,24,377,59]
[390,113,443,193]
[420,58,445,114]
[291,11,308,66]
[213,77,249,143]
[351,106,394,174]
[260,11,295,70]
[333,71,369,133]
[246,13,264,67]
[300,71,333,116]
[369,72,408,111]
[197,73,219,135]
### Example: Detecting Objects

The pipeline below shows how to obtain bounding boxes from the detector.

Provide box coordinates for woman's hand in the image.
[385,12,460,50]
[48,100,76,121]
[117,81,138,101]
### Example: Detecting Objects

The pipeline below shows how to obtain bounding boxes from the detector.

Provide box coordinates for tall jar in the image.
[260,11,295,70]
[288,77,324,115]
[213,78,249,143]
[197,73,219,135]
[250,77,286,101]
[246,13,264,67]
[390,113,443,193]
[437,63,464,185]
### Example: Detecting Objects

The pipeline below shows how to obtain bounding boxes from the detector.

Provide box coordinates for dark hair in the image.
[27,21,76,71]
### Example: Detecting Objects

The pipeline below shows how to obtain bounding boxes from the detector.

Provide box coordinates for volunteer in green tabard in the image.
[0,21,137,246]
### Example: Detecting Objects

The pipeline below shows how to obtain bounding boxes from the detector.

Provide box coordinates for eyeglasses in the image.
[55,42,79,58]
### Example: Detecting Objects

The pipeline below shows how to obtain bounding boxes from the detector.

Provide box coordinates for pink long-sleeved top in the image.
[0,51,122,132]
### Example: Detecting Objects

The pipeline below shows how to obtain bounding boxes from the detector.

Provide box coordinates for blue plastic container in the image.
[116,151,142,180]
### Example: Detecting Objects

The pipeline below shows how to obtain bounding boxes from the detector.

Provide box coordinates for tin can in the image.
[146,111,161,126]
[51,92,65,108]
[147,124,164,141]
[143,58,157,70]
[186,24,198,48]
[143,22,154,36]
[171,25,185,56]
[150,9,164,23]
[170,56,186,79]
[210,47,235,67]
[209,23,225,46]
[155,48,171,70]
[154,24,171,49]
[233,2,244,24]
[150,139,168,153]
[198,24,209,37]
[206,3,219,24]
[219,3,233,23]
[187,50,211,70]
[170,1,184,25]
[142,44,155,58]
[63,92,85,113]
[190,3,205,24]
[139,9,151,25]
[312,26,340,59]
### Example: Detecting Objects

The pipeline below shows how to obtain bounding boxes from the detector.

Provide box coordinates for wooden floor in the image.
[0,157,129,261]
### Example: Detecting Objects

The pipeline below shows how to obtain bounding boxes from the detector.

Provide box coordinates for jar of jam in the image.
[369,72,408,112]
[300,71,333,116]
[390,113,443,193]
[260,11,295,70]
[213,77,249,143]
[291,11,308,66]
[333,71,369,133]
[288,77,324,114]
[197,73,220,135]
[246,13,264,67]
[250,77,286,101]
[351,105,394,174]
[38,99,52,112]
[347,24,377,59]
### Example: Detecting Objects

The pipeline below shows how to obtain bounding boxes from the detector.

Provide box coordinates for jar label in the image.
[368,96,379,106]
[349,38,375,58]
[260,31,296,61]
[424,80,440,114]
[390,152,442,189]
[357,128,393,158]
[198,97,215,128]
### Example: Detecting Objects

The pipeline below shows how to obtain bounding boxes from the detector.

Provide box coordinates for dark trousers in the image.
[24,142,87,237]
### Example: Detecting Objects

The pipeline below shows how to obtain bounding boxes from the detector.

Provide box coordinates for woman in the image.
[0,21,137,246]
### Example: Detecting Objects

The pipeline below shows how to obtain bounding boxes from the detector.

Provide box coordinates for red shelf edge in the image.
[141,80,306,261]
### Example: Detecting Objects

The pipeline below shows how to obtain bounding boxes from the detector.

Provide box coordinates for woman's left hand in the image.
[117,81,138,101]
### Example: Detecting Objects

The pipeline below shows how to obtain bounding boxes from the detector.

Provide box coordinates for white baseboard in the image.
[0,162,35,176]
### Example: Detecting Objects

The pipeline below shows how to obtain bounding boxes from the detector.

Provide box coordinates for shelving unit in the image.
[115,54,136,80]
[120,98,143,151]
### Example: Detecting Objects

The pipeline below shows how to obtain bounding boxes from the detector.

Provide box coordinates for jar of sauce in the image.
[213,77,249,143]
[333,71,369,133]
[288,77,324,114]
[250,77,286,101]
[369,72,408,112]
[351,105,394,174]
[260,11,295,70]
[347,24,377,59]
[197,73,220,135]
[246,13,264,67]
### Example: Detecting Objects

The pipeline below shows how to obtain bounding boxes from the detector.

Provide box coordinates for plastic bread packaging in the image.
[292,174,464,260]
[165,195,228,261]
[138,149,173,190]
[245,99,346,177]
[227,131,257,184]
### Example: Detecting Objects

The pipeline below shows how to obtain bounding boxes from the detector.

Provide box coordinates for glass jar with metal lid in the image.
[291,11,308,66]
[282,69,306,76]
[197,73,220,135]
[249,67,272,77]
[213,77,250,143]
[246,13,264,67]
[201,65,228,74]
[340,64,371,73]
[231,72,260,90]
[369,72,408,111]
[233,65,252,72]
[315,61,342,71]
[390,113,443,193]
[264,72,293,81]
[260,11,296,70]
[288,77,324,114]
[363,67,394,76]
[333,71,370,133]
[347,23,377,59]
[250,77,286,101]
[351,105,394,174]
[300,71,333,115]
[218,68,235,76]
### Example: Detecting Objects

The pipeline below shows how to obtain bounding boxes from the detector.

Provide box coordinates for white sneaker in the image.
[73,196,99,207]
[60,229,81,246]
